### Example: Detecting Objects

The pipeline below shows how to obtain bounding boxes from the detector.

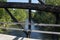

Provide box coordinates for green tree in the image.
[11,9,27,22]
[32,11,55,24]
[45,0,60,5]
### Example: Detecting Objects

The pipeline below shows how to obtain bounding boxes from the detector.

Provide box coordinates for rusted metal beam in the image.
[0,2,60,13]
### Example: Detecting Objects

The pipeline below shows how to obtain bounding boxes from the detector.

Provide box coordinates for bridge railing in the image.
[0,22,60,27]
[0,22,60,35]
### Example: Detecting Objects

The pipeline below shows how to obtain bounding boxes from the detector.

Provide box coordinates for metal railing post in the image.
[27,0,31,38]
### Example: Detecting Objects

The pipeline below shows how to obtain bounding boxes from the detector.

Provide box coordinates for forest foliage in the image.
[32,0,60,24]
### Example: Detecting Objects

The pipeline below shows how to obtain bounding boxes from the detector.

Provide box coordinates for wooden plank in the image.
[0,2,60,13]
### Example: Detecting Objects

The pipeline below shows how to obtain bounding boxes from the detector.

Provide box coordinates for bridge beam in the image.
[0,2,60,13]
